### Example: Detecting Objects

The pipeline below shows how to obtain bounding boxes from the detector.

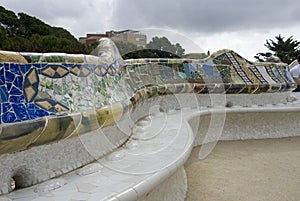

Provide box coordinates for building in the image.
[79,30,147,47]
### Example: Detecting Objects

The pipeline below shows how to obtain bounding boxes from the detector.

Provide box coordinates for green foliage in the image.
[0,6,187,58]
[115,36,185,59]
[123,49,180,59]
[147,36,185,57]
[255,35,300,63]
[114,40,142,56]
[0,6,86,53]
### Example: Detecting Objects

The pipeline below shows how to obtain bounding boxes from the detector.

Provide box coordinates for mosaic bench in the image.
[0,38,297,199]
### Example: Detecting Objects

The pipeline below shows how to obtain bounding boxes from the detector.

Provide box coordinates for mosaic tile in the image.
[32,114,77,146]
[107,66,117,76]
[96,103,123,128]
[193,83,207,93]
[0,51,28,63]
[0,85,9,103]
[0,118,45,154]
[26,103,54,119]
[19,64,33,75]
[23,72,39,102]
[225,84,245,94]
[77,110,100,134]
[249,66,269,84]
[65,54,84,63]
[35,98,69,114]
[41,64,69,78]
[94,65,108,77]
[0,47,297,156]
[20,53,42,63]
[40,53,66,63]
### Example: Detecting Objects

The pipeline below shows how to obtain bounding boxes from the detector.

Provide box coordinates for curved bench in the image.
[0,38,298,199]
[3,94,300,201]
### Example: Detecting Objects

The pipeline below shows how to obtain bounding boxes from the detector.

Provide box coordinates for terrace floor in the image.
[185,136,300,201]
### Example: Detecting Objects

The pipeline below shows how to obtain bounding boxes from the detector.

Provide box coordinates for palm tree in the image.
[255,35,300,64]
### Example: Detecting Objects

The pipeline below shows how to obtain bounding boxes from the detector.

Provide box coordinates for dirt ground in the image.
[184,137,300,201]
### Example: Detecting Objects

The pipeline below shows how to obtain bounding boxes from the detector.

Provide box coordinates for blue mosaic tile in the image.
[0,85,8,103]
[10,63,21,74]
[0,67,4,85]
[13,76,23,89]
[0,103,1,124]
[159,59,168,63]
[0,63,3,67]
[4,63,10,71]
[12,103,30,121]
[84,63,96,70]
[26,103,53,119]
[10,86,22,95]
[6,83,12,92]
[2,111,18,123]
[2,103,12,113]
[62,63,75,68]
[9,95,24,103]
[32,63,47,69]
[0,102,53,123]
[19,64,32,74]
[5,71,15,83]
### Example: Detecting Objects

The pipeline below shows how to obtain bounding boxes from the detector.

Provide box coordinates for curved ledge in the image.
[0,39,298,198]
[3,95,300,200]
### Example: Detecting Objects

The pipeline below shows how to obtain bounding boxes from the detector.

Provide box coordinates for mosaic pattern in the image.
[0,40,296,155]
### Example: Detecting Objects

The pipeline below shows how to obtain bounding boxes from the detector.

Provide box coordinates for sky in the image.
[1,0,300,61]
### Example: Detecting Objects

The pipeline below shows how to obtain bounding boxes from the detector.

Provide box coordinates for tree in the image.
[255,35,300,63]
[113,40,141,56]
[147,36,185,57]
[0,6,86,54]
[114,39,183,59]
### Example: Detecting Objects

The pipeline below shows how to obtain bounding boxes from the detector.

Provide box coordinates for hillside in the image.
[0,6,86,53]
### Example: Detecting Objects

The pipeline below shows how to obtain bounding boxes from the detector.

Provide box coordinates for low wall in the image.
[0,38,298,198]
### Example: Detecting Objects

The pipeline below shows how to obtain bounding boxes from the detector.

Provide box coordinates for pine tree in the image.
[255,35,300,64]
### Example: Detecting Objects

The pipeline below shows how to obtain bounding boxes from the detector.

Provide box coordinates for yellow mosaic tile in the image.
[32,115,76,146]
[0,51,28,63]
[35,100,52,110]
[0,120,45,154]
[63,113,82,139]
[65,55,84,63]
[24,86,36,102]
[56,67,69,77]
[230,68,245,84]
[27,70,38,84]
[96,103,123,128]
[54,103,69,113]
[42,67,56,77]
[70,66,81,75]
[81,67,90,76]
[77,111,100,135]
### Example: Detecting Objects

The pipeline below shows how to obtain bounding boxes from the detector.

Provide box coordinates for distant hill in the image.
[0,6,86,53]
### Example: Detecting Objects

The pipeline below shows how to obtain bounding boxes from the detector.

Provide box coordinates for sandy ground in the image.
[184,137,300,201]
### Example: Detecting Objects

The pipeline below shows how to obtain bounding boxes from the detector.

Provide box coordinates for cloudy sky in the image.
[1,0,300,60]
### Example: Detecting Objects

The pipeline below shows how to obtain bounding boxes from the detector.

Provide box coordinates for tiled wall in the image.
[0,39,295,155]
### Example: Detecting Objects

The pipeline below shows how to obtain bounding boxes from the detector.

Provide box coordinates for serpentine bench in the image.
[0,38,298,200]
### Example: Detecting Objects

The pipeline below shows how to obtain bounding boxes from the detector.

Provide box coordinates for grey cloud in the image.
[111,0,300,33]
[2,0,300,39]
[1,0,108,37]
